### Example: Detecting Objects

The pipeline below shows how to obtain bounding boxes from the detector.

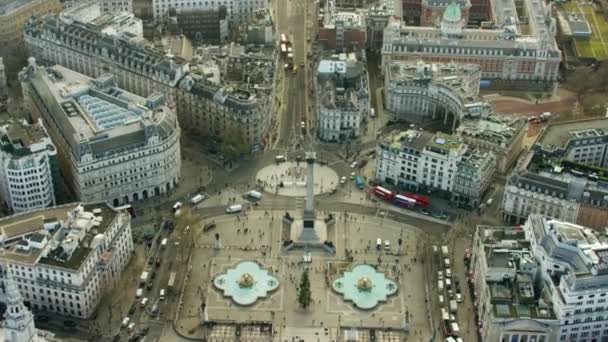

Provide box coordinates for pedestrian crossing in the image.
[207,324,272,341]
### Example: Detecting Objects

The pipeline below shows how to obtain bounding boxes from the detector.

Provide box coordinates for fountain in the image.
[332,265,398,309]
[213,261,279,306]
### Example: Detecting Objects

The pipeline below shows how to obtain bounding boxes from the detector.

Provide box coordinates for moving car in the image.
[340,176,347,184]
[226,204,243,213]
[350,161,359,168]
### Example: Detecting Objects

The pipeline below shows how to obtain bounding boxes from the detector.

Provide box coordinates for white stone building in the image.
[0,119,58,213]
[383,60,484,128]
[524,215,608,342]
[315,54,370,142]
[0,203,134,319]
[151,0,268,23]
[376,130,496,205]
[20,62,181,206]
[471,224,560,342]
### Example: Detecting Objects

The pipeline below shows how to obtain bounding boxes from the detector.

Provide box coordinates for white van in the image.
[172,202,183,212]
[247,190,262,200]
[445,268,452,278]
[444,258,451,267]
[438,280,444,290]
[159,289,166,300]
[376,238,382,249]
[136,288,143,298]
[226,204,243,213]
[122,317,130,328]
[141,297,148,307]
[384,240,391,251]
[190,194,206,205]
[275,155,286,163]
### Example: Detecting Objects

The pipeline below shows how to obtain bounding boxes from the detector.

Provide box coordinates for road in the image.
[275,0,313,150]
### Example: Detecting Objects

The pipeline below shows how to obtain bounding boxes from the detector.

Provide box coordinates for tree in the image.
[219,127,249,160]
[297,270,312,308]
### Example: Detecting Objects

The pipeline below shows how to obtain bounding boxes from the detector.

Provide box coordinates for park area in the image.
[562,0,608,60]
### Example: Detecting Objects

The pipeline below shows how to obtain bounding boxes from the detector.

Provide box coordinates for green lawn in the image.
[562,1,608,60]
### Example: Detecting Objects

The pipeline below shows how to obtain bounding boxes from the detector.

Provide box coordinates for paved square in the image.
[177,210,432,341]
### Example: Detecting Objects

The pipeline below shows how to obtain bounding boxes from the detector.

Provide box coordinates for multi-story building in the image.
[315,54,370,142]
[456,113,527,173]
[376,130,496,205]
[384,60,484,129]
[524,215,608,342]
[166,6,229,44]
[0,119,60,213]
[62,0,133,14]
[151,0,268,23]
[418,133,467,192]
[177,44,274,149]
[0,203,134,319]
[20,62,181,206]
[502,118,608,228]
[383,0,561,91]
[0,57,7,101]
[376,129,434,190]
[240,8,274,46]
[471,224,559,342]
[366,0,401,51]
[318,7,367,52]
[23,2,189,100]
[0,0,62,60]
[453,148,496,207]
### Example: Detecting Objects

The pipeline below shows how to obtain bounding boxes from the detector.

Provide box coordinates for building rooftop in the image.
[536,117,608,151]
[385,61,484,116]
[427,133,463,151]
[0,119,49,152]
[383,0,561,57]
[0,203,121,271]
[23,64,177,161]
[326,11,365,29]
[458,149,495,176]
[458,113,527,148]
[0,204,78,246]
[379,129,434,154]
[476,225,557,321]
[527,215,608,276]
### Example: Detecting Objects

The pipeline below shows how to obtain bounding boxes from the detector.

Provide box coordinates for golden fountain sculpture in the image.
[239,273,255,288]
[356,276,373,291]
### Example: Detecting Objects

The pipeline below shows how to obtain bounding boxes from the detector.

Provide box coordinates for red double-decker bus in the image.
[372,186,394,201]
[406,193,430,208]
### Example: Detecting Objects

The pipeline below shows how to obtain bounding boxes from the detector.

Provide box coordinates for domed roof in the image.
[443,2,462,22]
